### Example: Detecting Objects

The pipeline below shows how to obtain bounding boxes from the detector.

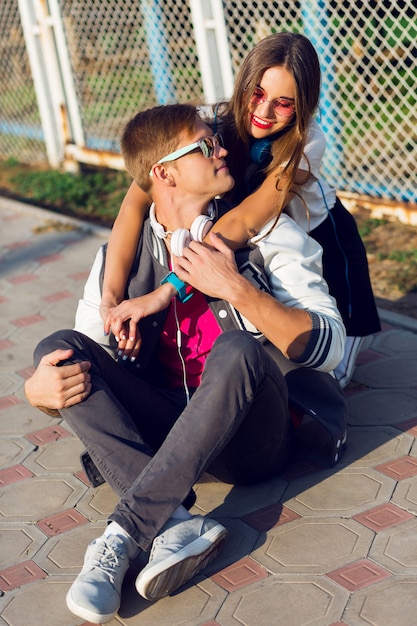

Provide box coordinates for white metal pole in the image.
[47,0,85,148]
[189,0,234,103]
[210,0,234,97]
[17,0,63,166]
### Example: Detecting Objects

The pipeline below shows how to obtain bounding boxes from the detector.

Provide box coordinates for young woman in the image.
[101,31,380,386]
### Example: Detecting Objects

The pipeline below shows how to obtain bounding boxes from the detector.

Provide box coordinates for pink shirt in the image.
[157,290,222,388]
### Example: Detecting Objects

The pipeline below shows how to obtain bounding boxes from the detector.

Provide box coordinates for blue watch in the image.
[160,271,193,303]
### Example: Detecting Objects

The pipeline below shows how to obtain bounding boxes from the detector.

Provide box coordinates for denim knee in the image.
[212,330,266,363]
[33,329,87,367]
[210,330,279,383]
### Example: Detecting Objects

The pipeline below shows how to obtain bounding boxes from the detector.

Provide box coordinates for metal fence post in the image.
[300,0,344,181]
[141,0,176,104]
[16,0,69,166]
[189,0,234,103]
[17,0,85,169]
[47,0,85,151]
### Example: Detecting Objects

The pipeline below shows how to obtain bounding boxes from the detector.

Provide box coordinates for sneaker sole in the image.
[136,524,227,601]
[66,588,117,624]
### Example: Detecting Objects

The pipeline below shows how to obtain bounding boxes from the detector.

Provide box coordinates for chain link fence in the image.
[0,0,47,163]
[0,0,416,203]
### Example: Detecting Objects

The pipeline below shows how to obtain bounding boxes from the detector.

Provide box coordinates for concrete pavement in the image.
[1,197,417,626]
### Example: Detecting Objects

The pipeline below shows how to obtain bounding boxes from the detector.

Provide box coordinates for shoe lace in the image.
[92,540,126,585]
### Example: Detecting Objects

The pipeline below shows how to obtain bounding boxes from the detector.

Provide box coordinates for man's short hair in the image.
[121,104,197,193]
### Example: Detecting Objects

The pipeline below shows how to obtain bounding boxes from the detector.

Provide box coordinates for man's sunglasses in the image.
[153,133,224,169]
[250,87,296,117]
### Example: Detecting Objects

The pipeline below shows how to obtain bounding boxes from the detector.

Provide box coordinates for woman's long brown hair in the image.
[220,32,321,215]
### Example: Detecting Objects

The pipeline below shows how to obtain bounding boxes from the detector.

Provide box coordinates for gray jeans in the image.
[34,329,291,550]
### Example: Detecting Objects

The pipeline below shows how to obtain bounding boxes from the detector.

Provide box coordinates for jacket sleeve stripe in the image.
[292,312,333,369]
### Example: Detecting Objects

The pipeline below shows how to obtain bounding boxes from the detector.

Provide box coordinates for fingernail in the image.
[104,331,108,336]
[115,336,119,342]
[130,356,136,362]
[118,350,123,356]
[122,355,128,361]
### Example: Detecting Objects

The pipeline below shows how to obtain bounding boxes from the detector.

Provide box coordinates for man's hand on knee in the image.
[24,349,91,413]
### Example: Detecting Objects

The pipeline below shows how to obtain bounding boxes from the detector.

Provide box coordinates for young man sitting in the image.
[25,104,345,624]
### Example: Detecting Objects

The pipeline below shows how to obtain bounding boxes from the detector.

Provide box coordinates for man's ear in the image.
[150,163,176,186]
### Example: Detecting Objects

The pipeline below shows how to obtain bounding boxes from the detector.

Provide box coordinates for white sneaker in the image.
[66,534,133,623]
[135,515,227,601]
[335,336,364,388]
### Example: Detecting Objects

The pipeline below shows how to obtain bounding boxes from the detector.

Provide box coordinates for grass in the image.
[354,211,417,296]
[0,158,130,226]
[357,217,389,238]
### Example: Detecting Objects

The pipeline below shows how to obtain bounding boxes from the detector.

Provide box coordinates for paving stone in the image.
[0,560,47,591]
[15,365,36,380]
[76,481,118,521]
[0,334,14,349]
[0,523,47,567]
[41,290,74,304]
[326,559,391,592]
[338,426,413,468]
[0,396,22,411]
[0,464,33,486]
[44,300,81,327]
[242,503,301,532]
[37,508,89,537]
[203,518,260,577]
[370,518,417,574]
[0,475,87,521]
[353,502,414,532]
[11,314,47,329]
[0,576,87,626]
[0,342,39,374]
[370,328,417,356]
[354,356,417,389]
[283,468,396,518]
[216,575,349,626]
[116,577,228,626]
[375,455,417,480]
[192,474,288,518]
[211,557,268,592]
[280,458,325,481]
[5,272,39,286]
[344,576,417,626]
[0,372,23,397]
[407,426,417,450]
[0,437,36,469]
[24,436,85,474]
[354,348,385,368]
[0,402,57,436]
[25,424,72,446]
[34,522,106,575]
[251,518,374,575]
[391,476,417,515]
[10,321,65,349]
[347,389,417,426]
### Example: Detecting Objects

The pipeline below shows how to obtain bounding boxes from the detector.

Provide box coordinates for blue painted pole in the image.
[141,0,176,104]
[300,0,343,180]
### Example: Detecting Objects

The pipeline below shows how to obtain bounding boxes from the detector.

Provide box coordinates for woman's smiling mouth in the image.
[250,114,275,130]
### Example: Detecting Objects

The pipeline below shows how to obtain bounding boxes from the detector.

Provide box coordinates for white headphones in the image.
[149,202,215,256]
